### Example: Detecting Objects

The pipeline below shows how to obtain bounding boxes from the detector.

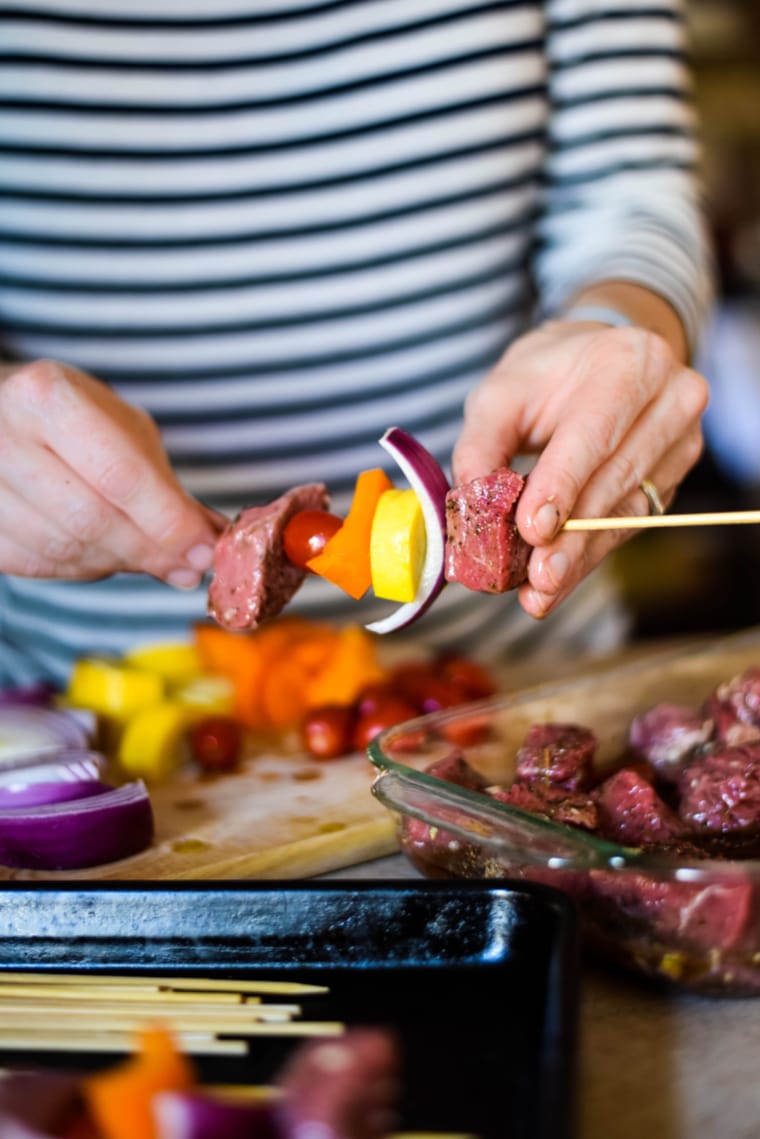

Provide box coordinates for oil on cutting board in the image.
[0,749,399,882]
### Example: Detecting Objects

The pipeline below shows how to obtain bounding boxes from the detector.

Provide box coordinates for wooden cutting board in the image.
[0,633,727,885]
[0,748,399,883]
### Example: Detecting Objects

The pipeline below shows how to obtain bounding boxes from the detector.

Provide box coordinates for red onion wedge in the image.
[0,682,57,708]
[0,706,92,770]
[365,427,451,635]
[153,1090,278,1139]
[0,750,107,809]
[0,779,154,870]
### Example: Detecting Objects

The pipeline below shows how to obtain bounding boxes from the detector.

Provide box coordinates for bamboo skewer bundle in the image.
[0,970,337,1056]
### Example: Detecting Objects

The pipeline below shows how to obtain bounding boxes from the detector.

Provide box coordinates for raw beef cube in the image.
[594,767,689,848]
[491,781,598,831]
[444,467,531,593]
[703,667,760,746]
[208,483,329,631]
[678,744,760,834]
[628,703,713,782]
[425,751,490,792]
[514,721,597,791]
[589,871,754,954]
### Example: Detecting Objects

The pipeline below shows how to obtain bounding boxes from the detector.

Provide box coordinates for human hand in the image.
[0,359,226,587]
[452,320,709,619]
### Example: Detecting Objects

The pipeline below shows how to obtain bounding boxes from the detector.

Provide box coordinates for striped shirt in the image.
[0,0,712,685]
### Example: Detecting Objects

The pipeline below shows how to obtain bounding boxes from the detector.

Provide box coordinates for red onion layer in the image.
[0,706,92,770]
[365,427,451,635]
[0,780,154,870]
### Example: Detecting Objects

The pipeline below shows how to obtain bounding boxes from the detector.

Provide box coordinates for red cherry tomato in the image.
[355,681,398,717]
[436,655,497,699]
[189,715,243,773]
[301,704,356,760]
[283,510,344,571]
[352,696,419,752]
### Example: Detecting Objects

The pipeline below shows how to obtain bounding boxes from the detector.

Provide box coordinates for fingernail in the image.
[533,502,561,544]
[167,568,203,590]
[546,551,569,589]
[525,589,550,619]
[185,544,215,572]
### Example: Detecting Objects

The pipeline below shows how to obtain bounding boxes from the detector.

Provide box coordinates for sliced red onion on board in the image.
[153,1090,279,1139]
[0,683,57,708]
[0,751,105,789]
[365,427,451,635]
[0,779,154,870]
[0,780,110,811]
[0,706,92,770]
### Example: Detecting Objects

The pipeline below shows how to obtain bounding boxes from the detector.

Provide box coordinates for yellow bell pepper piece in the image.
[123,642,203,689]
[117,701,190,783]
[67,658,166,721]
[174,674,236,715]
[370,488,426,602]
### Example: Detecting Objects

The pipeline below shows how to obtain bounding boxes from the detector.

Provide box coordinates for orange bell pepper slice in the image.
[307,468,394,599]
[83,1024,196,1139]
[305,624,386,707]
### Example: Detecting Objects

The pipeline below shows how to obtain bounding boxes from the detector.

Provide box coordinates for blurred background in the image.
[612,0,760,640]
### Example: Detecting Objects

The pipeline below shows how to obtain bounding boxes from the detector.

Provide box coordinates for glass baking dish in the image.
[368,627,760,995]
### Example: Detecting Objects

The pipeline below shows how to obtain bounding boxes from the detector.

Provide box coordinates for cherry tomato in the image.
[352,696,419,752]
[440,713,492,747]
[387,661,440,710]
[436,654,497,699]
[301,704,356,760]
[189,715,243,773]
[283,510,344,571]
[355,681,398,717]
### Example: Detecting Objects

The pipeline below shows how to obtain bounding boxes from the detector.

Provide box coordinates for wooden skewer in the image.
[0,983,251,1004]
[0,1012,344,1036]
[0,1000,300,1023]
[0,970,328,995]
[563,509,760,532]
[0,1030,248,1056]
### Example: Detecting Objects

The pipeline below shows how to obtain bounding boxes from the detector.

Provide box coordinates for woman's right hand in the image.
[0,359,226,588]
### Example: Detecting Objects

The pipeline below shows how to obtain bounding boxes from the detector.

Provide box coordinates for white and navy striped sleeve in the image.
[535,0,714,353]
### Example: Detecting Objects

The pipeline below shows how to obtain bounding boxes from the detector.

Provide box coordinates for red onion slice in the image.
[0,682,57,708]
[0,780,154,870]
[0,780,110,810]
[0,707,92,770]
[0,750,105,790]
[153,1090,277,1139]
[365,427,451,635]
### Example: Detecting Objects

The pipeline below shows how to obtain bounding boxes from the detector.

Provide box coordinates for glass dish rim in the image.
[367,630,760,883]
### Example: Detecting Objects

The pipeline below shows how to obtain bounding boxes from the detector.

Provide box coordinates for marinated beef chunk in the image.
[628,703,714,783]
[399,752,491,875]
[588,870,754,954]
[400,814,487,876]
[425,750,491,792]
[277,1028,401,1139]
[514,721,597,791]
[443,467,531,593]
[208,483,329,631]
[593,767,690,848]
[678,744,760,835]
[491,782,598,831]
[702,667,760,746]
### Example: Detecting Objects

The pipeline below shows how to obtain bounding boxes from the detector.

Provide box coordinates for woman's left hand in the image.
[452,319,709,619]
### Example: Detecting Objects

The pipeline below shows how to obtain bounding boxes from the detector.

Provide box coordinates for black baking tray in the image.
[0,879,579,1139]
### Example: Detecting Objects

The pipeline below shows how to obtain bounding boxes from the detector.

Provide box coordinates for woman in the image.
[0,0,711,684]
